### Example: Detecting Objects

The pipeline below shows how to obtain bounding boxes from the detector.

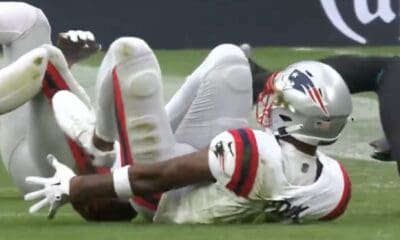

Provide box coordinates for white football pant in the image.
[166,43,253,149]
[0,2,91,192]
[0,3,52,192]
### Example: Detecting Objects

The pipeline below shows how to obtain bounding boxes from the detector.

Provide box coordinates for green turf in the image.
[1,46,400,240]
[0,159,398,240]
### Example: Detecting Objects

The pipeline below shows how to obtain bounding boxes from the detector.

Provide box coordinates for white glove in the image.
[24,154,76,219]
[60,30,96,44]
[56,30,101,67]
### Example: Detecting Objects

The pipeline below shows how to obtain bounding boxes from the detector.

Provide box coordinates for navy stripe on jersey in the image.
[226,128,259,198]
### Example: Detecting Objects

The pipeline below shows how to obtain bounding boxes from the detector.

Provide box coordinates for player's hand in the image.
[24,154,76,219]
[57,30,101,67]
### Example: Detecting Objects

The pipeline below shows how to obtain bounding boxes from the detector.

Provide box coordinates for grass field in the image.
[1,46,400,240]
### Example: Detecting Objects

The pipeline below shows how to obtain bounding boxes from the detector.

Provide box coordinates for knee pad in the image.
[109,37,156,65]
[207,44,247,66]
[0,47,48,113]
[34,8,51,34]
[127,115,174,163]
[198,44,251,92]
[109,38,162,99]
[209,63,252,93]
[126,67,161,98]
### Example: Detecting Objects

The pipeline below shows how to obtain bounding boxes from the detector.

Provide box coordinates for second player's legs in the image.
[166,44,253,149]
[1,5,51,63]
[0,3,54,192]
[0,45,92,192]
[94,37,196,219]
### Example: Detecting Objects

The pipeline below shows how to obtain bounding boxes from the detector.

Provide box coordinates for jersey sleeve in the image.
[208,128,260,198]
[319,160,352,221]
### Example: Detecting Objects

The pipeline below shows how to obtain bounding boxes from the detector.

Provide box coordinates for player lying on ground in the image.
[0,1,138,220]
[3,1,354,221]
[242,44,397,164]
[0,1,102,192]
[20,37,352,223]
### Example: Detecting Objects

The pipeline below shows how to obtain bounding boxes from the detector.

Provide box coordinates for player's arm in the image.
[24,129,250,218]
[23,148,214,219]
[71,127,257,201]
[69,148,212,202]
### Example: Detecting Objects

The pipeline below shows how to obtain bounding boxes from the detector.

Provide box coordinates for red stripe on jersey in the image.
[226,130,244,193]
[238,128,259,197]
[320,161,352,220]
[112,67,134,166]
[41,62,95,174]
[112,67,160,211]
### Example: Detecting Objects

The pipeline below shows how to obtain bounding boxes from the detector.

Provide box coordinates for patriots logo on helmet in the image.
[288,69,329,116]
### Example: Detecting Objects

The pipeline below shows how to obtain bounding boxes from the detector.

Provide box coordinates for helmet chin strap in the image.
[291,134,321,147]
[273,124,303,137]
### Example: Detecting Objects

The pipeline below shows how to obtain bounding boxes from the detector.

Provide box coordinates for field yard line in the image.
[291,47,366,55]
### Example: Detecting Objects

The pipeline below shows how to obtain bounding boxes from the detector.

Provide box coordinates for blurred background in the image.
[23,0,400,48]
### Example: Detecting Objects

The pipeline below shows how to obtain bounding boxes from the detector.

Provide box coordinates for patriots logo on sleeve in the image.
[288,70,329,116]
[213,141,226,172]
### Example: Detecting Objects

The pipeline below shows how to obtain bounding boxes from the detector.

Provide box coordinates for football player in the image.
[23,37,352,223]
[0,1,102,193]
[0,2,137,221]
[244,44,398,164]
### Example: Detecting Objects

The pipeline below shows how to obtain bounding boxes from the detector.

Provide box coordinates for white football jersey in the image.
[154,128,351,223]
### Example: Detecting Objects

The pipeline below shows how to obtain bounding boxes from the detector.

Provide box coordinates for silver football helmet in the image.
[256,61,352,146]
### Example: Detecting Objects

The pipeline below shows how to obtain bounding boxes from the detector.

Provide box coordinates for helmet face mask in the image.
[257,61,352,146]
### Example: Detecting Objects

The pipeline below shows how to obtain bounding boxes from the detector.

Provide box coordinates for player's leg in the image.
[0,48,49,193]
[376,57,400,173]
[95,37,196,165]
[0,2,51,62]
[0,1,52,171]
[0,45,93,192]
[0,2,51,191]
[156,44,252,221]
[166,44,253,149]
[0,43,89,114]
[54,37,196,219]
[369,137,392,161]
[0,3,98,194]
[0,48,48,113]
